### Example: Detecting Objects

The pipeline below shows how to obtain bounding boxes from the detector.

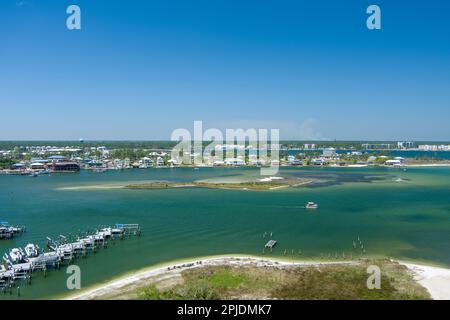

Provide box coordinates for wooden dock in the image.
[264,239,277,249]
[0,222,25,240]
[0,223,141,295]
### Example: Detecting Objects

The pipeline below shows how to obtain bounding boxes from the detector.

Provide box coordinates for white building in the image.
[311,158,325,166]
[287,155,302,165]
[30,163,45,170]
[303,144,316,150]
[385,159,403,166]
[397,141,415,149]
[224,158,245,166]
[167,159,179,167]
[322,148,336,157]
[156,156,165,167]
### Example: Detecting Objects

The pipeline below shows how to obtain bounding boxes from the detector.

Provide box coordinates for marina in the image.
[0,224,140,295]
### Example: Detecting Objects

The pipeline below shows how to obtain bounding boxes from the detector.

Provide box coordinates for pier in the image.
[0,222,25,240]
[264,240,277,249]
[0,223,141,295]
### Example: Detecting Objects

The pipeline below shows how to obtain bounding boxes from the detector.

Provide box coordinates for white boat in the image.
[92,233,105,242]
[97,228,112,238]
[55,244,74,258]
[78,236,95,248]
[9,248,25,263]
[305,202,319,209]
[24,243,40,258]
[70,241,85,252]
[31,251,61,266]
[111,227,124,236]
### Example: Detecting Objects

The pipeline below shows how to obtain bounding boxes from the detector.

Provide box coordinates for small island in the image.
[124,178,313,191]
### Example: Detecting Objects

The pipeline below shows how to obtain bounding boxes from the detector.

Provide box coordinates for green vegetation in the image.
[138,261,430,300]
[0,158,15,169]
[139,283,220,300]
[124,180,309,191]
[109,148,150,161]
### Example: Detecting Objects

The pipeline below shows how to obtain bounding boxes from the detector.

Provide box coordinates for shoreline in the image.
[62,254,450,300]
[6,163,450,177]
[62,254,356,300]
[401,261,450,300]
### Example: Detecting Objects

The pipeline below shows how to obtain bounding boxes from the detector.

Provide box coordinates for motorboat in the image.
[9,248,25,263]
[24,243,40,258]
[305,202,319,209]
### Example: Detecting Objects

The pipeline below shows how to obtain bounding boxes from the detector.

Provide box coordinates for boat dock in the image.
[0,222,25,240]
[264,240,277,249]
[0,223,141,295]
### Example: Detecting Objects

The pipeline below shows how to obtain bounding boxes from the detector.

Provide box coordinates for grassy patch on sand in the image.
[137,260,430,300]
[125,181,285,190]
[124,179,311,191]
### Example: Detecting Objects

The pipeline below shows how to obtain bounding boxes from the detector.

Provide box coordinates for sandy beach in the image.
[64,255,356,300]
[402,261,450,300]
[63,255,450,300]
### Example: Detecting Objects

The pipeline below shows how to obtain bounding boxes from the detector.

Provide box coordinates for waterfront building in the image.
[48,155,67,162]
[30,162,46,170]
[362,143,394,150]
[367,156,377,164]
[11,163,25,170]
[303,144,316,150]
[287,155,302,165]
[323,147,336,157]
[156,156,165,167]
[167,159,179,167]
[418,144,450,151]
[225,158,245,166]
[311,158,325,166]
[385,159,403,166]
[397,141,415,149]
[49,162,80,172]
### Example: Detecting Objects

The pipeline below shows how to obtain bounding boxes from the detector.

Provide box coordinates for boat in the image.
[9,248,25,263]
[305,202,319,209]
[24,243,40,258]
[111,226,125,236]
[78,236,95,248]
[11,226,23,233]
[97,227,112,238]
[0,226,14,239]
[55,244,74,259]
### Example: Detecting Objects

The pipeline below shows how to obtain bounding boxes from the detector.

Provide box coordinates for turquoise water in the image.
[1,166,450,299]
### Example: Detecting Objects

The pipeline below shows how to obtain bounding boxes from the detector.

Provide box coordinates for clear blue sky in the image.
[1,0,449,140]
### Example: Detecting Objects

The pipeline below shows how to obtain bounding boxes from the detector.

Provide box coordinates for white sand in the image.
[401,261,450,300]
[63,255,450,300]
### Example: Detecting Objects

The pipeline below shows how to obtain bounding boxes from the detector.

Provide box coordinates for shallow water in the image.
[1,166,449,299]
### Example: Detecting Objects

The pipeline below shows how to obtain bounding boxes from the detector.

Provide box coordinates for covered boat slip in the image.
[0,224,141,294]
[0,222,25,240]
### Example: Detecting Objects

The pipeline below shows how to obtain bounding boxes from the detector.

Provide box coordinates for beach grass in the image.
[136,259,430,300]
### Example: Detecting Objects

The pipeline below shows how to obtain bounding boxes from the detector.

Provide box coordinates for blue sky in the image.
[1,0,449,140]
